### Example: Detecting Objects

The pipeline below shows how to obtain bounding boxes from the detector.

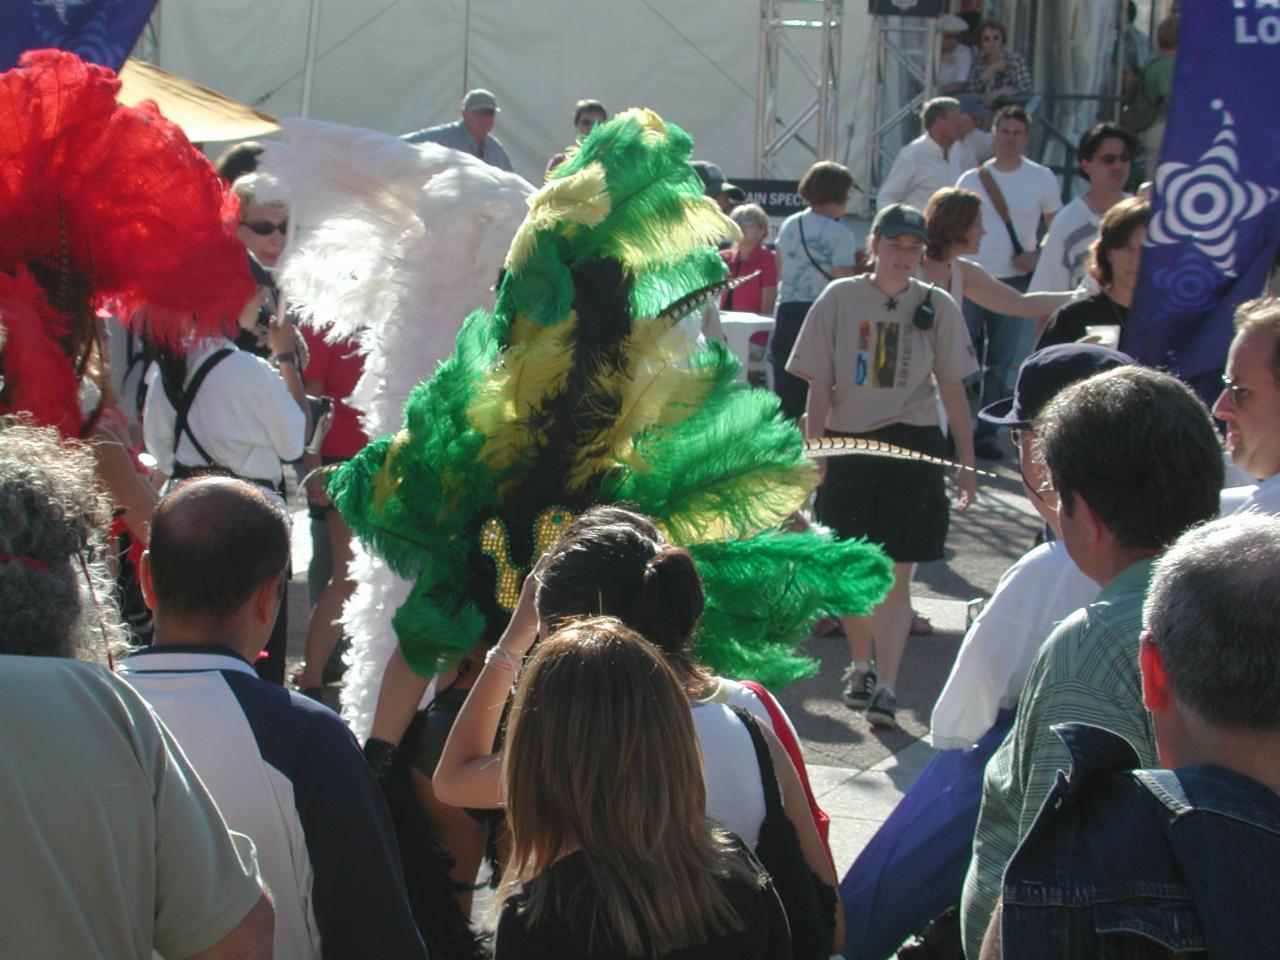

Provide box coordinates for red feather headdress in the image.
[0,49,254,434]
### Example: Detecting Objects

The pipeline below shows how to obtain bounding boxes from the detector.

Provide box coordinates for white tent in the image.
[154,0,874,200]
[151,0,1134,210]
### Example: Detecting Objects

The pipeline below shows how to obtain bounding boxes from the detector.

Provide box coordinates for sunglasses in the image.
[242,219,288,236]
[1221,374,1279,406]
[1094,153,1131,165]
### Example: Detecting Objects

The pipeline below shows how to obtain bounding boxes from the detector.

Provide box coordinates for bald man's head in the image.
[148,477,289,623]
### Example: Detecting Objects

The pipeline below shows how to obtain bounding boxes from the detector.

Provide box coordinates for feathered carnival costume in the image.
[304,108,893,695]
[0,50,251,435]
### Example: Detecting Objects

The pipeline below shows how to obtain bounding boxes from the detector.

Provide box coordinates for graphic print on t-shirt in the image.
[856,320,908,387]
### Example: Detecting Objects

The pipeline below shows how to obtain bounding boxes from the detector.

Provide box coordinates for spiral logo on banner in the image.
[1148,100,1280,278]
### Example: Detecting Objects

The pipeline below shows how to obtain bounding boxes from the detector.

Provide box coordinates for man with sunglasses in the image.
[403,87,514,173]
[1215,297,1280,516]
[1030,122,1136,295]
[788,202,978,729]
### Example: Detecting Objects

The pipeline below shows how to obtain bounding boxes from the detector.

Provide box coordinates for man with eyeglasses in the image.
[402,88,514,173]
[841,343,1125,960]
[1030,122,1136,295]
[960,365,1224,957]
[1215,297,1280,516]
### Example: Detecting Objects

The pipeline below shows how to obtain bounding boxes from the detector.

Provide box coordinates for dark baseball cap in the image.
[690,160,739,197]
[979,342,1133,428]
[871,203,928,241]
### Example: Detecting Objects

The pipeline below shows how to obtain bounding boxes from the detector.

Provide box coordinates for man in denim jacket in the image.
[986,514,1280,958]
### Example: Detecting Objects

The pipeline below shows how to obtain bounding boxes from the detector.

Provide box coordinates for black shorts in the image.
[814,422,951,564]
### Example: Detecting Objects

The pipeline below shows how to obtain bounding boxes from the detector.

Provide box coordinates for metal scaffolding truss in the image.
[754,0,844,178]
[866,15,937,198]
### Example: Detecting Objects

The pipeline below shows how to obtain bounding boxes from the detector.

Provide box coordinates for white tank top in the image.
[690,700,768,848]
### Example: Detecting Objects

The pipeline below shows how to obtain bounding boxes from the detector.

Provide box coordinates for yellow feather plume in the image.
[469,313,576,473]
[613,196,739,275]
[506,162,611,272]
[566,317,715,490]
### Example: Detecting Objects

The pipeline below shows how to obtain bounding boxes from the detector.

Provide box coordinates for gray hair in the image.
[923,97,960,129]
[1145,514,1280,729]
[1034,367,1223,550]
[0,420,127,662]
[730,203,769,234]
[232,171,290,209]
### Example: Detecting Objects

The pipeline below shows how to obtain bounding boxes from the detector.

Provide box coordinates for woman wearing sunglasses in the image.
[786,203,978,730]
[966,19,1031,111]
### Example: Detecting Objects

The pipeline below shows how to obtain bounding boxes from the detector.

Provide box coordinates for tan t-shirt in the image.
[786,275,977,433]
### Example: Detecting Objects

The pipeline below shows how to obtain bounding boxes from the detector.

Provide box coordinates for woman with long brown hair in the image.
[493,617,791,959]
[435,505,842,957]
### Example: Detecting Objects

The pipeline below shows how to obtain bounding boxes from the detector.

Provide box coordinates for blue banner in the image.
[0,0,158,72]
[1129,1,1280,401]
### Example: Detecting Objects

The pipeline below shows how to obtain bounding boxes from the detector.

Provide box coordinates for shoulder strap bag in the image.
[977,161,1028,262]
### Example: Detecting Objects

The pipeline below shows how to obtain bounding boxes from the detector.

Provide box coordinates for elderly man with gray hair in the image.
[987,514,1280,957]
[0,421,274,959]
[877,96,964,212]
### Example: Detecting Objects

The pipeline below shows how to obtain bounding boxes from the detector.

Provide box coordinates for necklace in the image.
[872,278,907,311]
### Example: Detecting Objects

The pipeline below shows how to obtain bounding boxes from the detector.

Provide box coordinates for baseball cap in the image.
[870,203,928,241]
[463,89,498,112]
[979,342,1133,428]
[690,160,739,197]
[938,13,969,33]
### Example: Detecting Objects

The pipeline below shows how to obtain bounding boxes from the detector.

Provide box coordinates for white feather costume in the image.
[264,121,533,740]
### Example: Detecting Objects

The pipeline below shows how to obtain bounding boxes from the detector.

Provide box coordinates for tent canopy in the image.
[118,57,279,142]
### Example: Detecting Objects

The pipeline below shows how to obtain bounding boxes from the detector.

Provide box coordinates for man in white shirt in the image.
[877,97,963,213]
[1214,297,1280,516]
[1029,122,1136,294]
[956,105,1061,459]
[937,17,974,95]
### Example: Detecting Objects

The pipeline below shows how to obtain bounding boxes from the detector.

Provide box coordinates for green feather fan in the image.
[330,108,892,683]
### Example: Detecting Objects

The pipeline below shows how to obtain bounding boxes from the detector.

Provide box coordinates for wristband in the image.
[272,351,297,367]
[485,645,523,674]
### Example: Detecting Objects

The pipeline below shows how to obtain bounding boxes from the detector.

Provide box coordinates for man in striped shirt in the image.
[960,367,1223,957]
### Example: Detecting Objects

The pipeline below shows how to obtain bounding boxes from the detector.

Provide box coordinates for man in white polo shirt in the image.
[956,104,1061,459]
[878,97,964,213]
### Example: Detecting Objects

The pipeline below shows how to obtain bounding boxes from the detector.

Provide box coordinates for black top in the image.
[1038,292,1130,351]
[493,841,792,960]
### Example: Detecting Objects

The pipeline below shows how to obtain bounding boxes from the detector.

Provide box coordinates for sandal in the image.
[909,612,934,636]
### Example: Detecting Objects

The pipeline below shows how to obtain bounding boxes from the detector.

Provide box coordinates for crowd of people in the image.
[2,14,1279,960]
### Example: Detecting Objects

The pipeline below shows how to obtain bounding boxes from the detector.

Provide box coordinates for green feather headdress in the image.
[330,108,892,684]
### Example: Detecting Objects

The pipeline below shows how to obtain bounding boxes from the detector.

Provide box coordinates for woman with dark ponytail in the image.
[435,505,843,957]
